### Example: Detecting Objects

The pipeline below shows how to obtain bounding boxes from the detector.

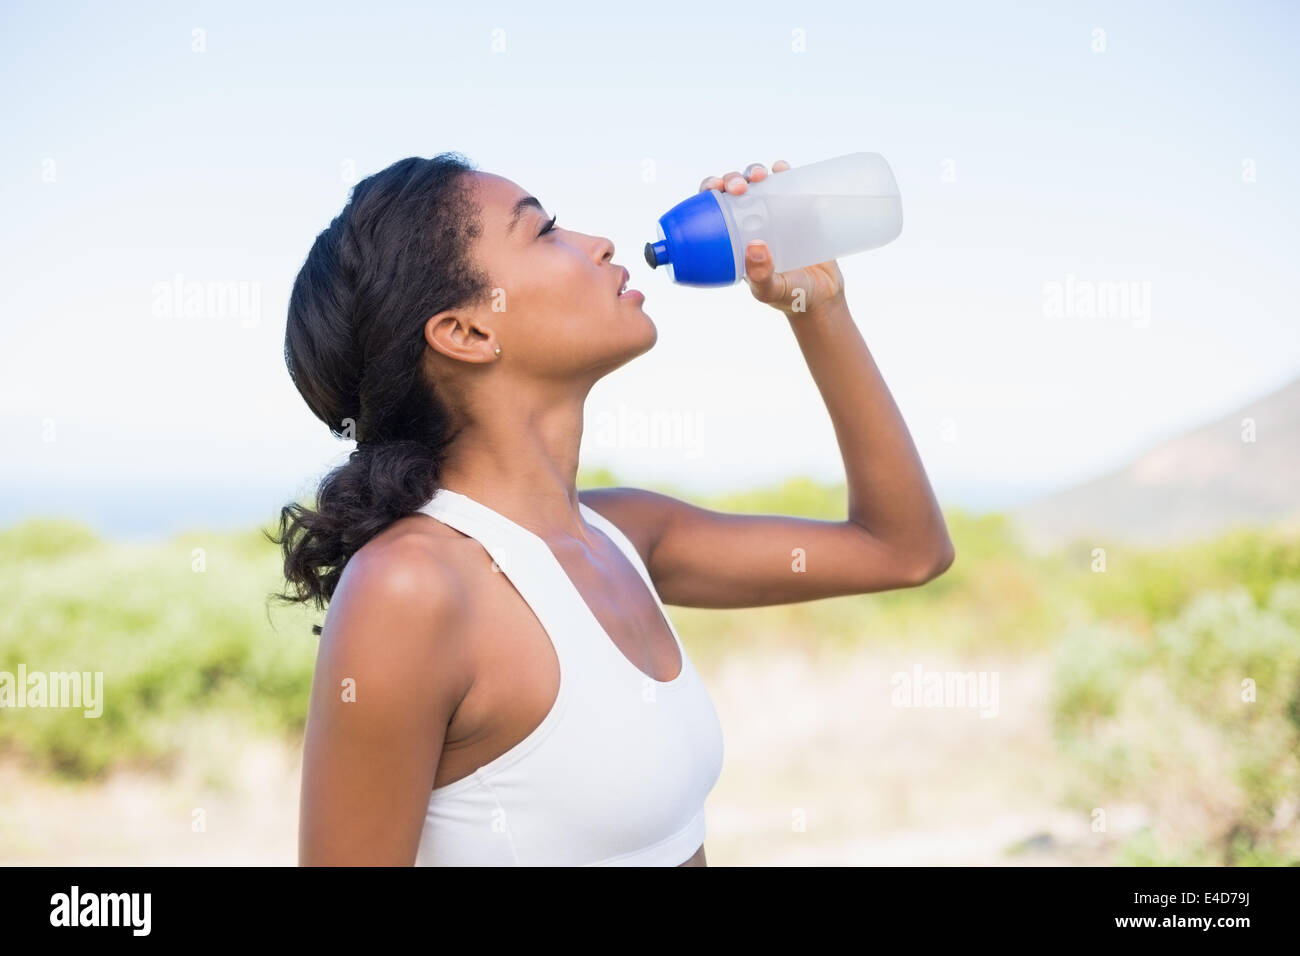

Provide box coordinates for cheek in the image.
[531,255,605,326]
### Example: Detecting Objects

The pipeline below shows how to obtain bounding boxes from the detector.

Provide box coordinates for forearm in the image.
[786,295,951,561]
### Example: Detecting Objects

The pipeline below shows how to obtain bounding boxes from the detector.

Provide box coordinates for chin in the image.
[591,301,656,369]
[631,310,658,352]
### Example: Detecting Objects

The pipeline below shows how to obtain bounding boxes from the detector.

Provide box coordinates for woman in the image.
[275,151,954,866]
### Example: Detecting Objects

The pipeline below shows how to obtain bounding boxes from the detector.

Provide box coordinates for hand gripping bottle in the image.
[644,152,903,287]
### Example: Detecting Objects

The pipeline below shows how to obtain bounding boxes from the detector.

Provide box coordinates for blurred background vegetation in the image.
[1,468,1297,864]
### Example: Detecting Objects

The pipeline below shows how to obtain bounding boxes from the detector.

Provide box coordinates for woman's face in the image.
[429,170,655,382]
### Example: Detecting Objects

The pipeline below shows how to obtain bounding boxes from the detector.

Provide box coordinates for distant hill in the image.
[1010,376,1300,552]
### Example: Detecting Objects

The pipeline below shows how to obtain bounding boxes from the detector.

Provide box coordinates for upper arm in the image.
[579,486,954,609]
[298,532,472,865]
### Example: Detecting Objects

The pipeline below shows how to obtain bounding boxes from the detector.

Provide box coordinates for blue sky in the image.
[2,0,1297,537]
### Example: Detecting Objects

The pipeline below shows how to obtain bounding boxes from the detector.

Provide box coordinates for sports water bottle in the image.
[643,151,903,287]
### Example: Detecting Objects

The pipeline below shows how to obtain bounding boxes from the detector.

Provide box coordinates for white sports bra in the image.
[412,487,725,866]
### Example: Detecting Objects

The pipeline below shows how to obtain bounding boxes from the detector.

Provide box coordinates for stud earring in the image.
[494,346,501,356]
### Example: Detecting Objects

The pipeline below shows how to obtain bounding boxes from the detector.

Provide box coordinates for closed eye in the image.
[538,213,558,237]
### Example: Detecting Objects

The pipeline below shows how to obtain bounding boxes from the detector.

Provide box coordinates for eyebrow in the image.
[507,195,545,235]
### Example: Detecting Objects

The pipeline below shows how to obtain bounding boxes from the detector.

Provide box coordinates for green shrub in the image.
[0,519,317,780]
[1051,581,1300,864]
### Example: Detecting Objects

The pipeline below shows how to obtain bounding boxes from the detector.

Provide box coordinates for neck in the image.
[435,381,596,545]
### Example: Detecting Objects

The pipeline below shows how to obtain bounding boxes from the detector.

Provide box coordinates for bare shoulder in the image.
[318,512,481,710]
[299,512,482,864]
[578,485,681,568]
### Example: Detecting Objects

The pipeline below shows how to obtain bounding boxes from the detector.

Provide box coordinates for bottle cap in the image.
[644,190,737,286]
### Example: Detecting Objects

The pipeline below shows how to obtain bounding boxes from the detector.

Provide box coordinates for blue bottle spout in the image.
[644,240,670,268]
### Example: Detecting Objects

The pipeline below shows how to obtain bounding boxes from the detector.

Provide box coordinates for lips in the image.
[615,267,629,297]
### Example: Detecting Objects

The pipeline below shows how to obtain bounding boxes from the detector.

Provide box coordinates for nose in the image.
[595,235,614,266]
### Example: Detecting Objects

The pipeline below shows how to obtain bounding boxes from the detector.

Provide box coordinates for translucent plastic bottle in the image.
[644,152,903,287]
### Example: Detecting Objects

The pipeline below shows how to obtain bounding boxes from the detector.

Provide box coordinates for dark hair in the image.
[266,152,491,634]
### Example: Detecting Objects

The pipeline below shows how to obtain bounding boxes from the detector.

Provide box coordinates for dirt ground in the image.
[0,646,1141,866]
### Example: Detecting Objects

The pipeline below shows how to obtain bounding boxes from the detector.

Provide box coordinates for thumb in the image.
[743,240,788,304]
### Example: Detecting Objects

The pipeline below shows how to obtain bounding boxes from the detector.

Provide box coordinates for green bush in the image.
[1051,581,1300,864]
[0,519,317,780]
[1065,530,1300,630]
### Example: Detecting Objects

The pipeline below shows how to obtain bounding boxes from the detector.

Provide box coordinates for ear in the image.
[424,309,498,364]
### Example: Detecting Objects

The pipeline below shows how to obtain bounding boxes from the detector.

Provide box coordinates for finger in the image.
[744,162,769,183]
[698,175,725,193]
[773,159,791,173]
[720,170,746,194]
[743,240,788,302]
